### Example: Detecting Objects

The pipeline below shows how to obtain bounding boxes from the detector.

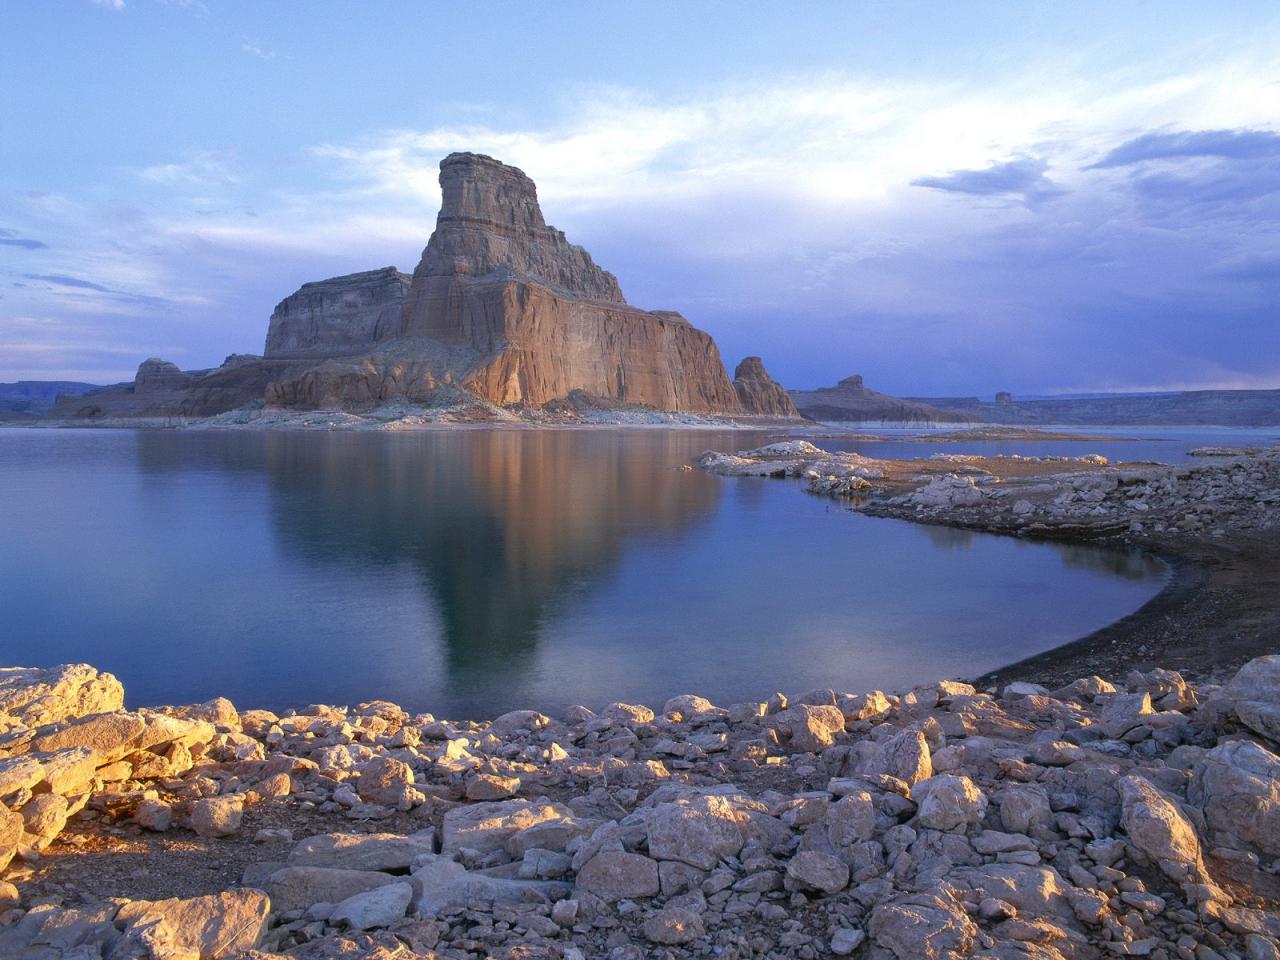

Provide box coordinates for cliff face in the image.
[733,356,800,418]
[395,153,743,413]
[265,267,410,358]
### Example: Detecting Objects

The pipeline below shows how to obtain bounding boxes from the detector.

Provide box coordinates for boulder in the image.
[189,795,244,839]
[288,830,437,871]
[771,704,846,752]
[913,775,987,832]
[1118,775,1207,883]
[265,866,398,914]
[642,907,705,945]
[410,854,571,917]
[1188,740,1280,857]
[786,850,850,894]
[355,756,416,809]
[442,799,574,855]
[115,890,269,959]
[0,664,123,729]
[329,881,413,930]
[574,850,661,901]
[869,891,979,960]
[0,805,23,871]
[1219,656,1280,742]
[644,794,745,869]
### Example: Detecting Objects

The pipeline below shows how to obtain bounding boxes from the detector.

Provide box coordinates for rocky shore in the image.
[2,647,1280,959]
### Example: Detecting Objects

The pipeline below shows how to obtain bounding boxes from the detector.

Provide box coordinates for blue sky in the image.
[3,1,1279,395]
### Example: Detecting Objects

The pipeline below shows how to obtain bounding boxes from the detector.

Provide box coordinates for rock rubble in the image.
[0,657,1279,958]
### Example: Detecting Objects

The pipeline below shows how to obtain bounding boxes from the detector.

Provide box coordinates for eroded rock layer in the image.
[396,153,745,413]
[733,356,800,418]
[265,268,411,358]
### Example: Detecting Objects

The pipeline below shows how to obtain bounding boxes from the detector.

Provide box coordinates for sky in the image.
[2,1,1279,396]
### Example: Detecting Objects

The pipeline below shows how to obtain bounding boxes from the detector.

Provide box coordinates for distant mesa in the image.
[56,152,806,422]
[789,373,967,424]
[995,391,1013,405]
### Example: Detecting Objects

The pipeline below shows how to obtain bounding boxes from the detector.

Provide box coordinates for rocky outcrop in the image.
[133,358,193,394]
[264,267,411,358]
[52,355,304,420]
[733,356,801,418]
[790,373,967,424]
[393,152,745,413]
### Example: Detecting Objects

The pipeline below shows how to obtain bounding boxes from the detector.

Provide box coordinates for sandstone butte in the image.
[54,153,800,422]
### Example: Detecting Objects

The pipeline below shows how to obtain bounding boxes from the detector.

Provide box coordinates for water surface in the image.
[0,428,1168,717]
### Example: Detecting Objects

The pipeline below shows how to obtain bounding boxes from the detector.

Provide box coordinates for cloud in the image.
[1088,128,1280,168]
[20,273,169,307]
[240,38,275,60]
[91,0,124,9]
[0,228,47,250]
[137,152,240,187]
[911,157,1065,205]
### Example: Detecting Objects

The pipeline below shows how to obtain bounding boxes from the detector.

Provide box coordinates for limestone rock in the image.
[770,704,846,753]
[189,795,244,839]
[869,891,979,960]
[733,356,800,418]
[913,774,987,832]
[574,850,661,901]
[0,664,123,730]
[265,866,398,914]
[265,268,411,358]
[329,881,413,931]
[441,799,573,855]
[288,830,437,871]
[644,794,745,869]
[785,850,850,894]
[0,805,23,872]
[115,889,270,959]
[1118,775,1207,883]
[1188,740,1280,857]
[641,907,705,944]
[410,854,571,918]
[1219,656,1280,742]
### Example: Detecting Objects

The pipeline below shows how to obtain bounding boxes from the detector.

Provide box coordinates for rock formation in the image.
[789,373,966,424]
[264,267,411,358]
[732,356,801,418]
[52,152,804,422]
[392,152,746,413]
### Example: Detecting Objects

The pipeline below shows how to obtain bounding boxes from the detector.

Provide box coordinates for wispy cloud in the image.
[0,228,47,250]
[91,0,124,10]
[137,151,240,187]
[240,38,274,60]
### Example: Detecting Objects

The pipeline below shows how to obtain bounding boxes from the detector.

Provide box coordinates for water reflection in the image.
[0,428,1170,716]
[137,430,726,699]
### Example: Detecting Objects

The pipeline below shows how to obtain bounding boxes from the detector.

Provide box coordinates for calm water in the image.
[818,425,1280,464]
[0,428,1170,718]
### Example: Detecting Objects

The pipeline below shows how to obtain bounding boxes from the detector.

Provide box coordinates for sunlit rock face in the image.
[265,268,411,358]
[732,356,800,418]
[396,153,744,413]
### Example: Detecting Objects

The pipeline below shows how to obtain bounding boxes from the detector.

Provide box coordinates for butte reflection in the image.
[254,429,722,695]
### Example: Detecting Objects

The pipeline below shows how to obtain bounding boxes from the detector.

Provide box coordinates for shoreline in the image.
[977,531,1280,691]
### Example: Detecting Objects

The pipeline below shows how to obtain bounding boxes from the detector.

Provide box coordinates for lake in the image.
[0,427,1172,718]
